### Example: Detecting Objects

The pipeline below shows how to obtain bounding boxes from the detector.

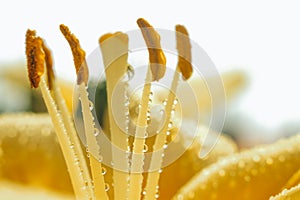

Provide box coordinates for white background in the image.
[1,0,300,144]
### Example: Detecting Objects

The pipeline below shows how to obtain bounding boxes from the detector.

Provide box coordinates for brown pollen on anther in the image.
[176,25,193,80]
[137,18,166,81]
[41,41,55,90]
[25,29,45,88]
[59,24,88,85]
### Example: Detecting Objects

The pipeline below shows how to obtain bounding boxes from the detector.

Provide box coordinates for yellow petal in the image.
[270,183,300,200]
[0,113,237,199]
[0,113,73,193]
[282,168,300,190]
[159,126,238,199]
[173,133,300,200]
[0,180,74,200]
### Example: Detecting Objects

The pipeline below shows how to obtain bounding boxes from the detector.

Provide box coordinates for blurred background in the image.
[1,0,300,148]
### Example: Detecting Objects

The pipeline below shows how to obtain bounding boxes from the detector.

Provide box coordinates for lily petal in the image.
[173,133,300,200]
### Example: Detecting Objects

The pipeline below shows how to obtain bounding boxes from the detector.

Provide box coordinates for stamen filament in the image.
[41,41,95,199]
[99,32,130,200]
[25,31,93,199]
[144,25,192,200]
[60,25,109,200]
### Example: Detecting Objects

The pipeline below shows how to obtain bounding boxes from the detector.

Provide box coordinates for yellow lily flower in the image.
[1,17,298,200]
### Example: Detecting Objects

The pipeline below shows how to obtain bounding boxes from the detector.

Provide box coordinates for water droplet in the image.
[147,116,151,123]
[98,155,103,162]
[124,99,130,107]
[89,101,94,111]
[173,99,178,105]
[168,122,173,128]
[218,170,226,177]
[126,65,134,81]
[102,167,107,175]
[144,132,149,138]
[278,155,285,162]
[252,155,261,162]
[142,191,147,196]
[84,181,89,186]
[81,186,87,191]
[212,181,218,189]
[166,131,171,136]
[143,144,148,153]
[105,183,110,191]
[94,128,100,137]
[155,192,160,199]
[238,160,245,168]
[163,99,167,106]
[160,109,165,115]
[171,110,175,115]
[188,191,195,199]
[177,194,184,200]
[266,158,273,165]
[163,144,168,149]
[244,175,251,182]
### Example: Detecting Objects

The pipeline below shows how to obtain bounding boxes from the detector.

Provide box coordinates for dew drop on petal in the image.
[244,175,251,182]
[238,160,245,168]
[266,158,274,165]
[278,155,285,162]
[177,194,183,200]
[218,170,226,177]
[252,155,261,163]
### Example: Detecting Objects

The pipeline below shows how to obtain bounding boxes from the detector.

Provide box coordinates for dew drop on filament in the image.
[98,155,103,162]
[101,167,107,175]
[126,65,134,81]
[163,99,168,106]
[168,122,173,128]
[94,128,100,137]
[143,144,148,153]
[88,101,94,111]
[105,183,110,192]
